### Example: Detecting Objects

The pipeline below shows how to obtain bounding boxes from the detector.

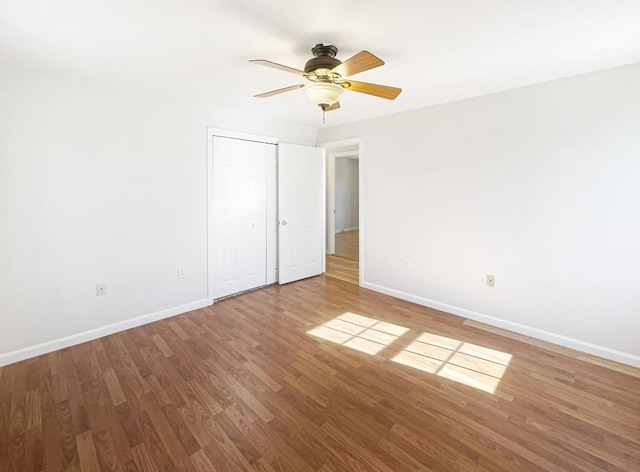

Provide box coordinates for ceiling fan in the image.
[250,44,402,120]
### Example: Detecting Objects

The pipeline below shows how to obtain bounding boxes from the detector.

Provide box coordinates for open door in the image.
[278,143,325,284]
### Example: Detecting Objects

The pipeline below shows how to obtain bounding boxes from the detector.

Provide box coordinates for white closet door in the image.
[278,143,325,284]
[212,137,271,299]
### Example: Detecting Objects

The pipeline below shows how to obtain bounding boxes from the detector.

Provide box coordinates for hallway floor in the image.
[326,230,358,285]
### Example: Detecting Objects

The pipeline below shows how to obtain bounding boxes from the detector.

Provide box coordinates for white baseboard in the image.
[0,298,214,367]
[361,281,640,368]
[336,227,359,233]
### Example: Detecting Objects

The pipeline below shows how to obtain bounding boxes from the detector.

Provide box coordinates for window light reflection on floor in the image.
[391,332,512,394]
[307,312,409,355]
[307,313,512,394]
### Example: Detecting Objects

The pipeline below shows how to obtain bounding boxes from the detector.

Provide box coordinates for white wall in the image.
[335,157,359,232]
[317,63,640,365]
[0,65,314,364]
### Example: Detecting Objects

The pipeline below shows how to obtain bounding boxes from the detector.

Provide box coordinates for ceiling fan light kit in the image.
[251,43,402,122]
[305,82,343,109]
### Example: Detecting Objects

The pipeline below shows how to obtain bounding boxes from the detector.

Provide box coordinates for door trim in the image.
[317,137,364,287]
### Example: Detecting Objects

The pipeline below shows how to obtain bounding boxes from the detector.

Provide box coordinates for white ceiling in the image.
[1,0,639,129]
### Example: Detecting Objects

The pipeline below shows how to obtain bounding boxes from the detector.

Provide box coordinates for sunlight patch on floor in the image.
[308,314,512,394]
[391,332,512,394]
[307,312,409,355]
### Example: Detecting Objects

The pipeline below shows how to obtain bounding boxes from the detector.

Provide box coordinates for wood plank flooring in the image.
[334,230,358,259]
[1,275,639,472]
[326,231,359,285]
[325,256,358,286]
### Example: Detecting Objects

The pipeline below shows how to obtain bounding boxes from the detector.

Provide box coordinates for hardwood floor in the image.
[1,275,639,472]
[326,230,359,285]
[325,255,358,286]
[334,230,358,260]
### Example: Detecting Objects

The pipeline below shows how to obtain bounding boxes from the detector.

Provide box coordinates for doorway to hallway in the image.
[321,138,362,286]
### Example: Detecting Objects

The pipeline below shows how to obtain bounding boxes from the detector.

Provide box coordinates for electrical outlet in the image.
[178,267,186,279]
[403,258,411,270]
[96,283,107,296]
[486,274,495,287]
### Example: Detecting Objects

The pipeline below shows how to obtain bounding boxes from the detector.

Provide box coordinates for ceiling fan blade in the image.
[343,80,402,100]
[325,102,340,112]
[249,59,308,76]
[331,51,384,78]
[254,84,305,98]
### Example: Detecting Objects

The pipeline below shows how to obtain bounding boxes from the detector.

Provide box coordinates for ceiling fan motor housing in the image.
[304,44,341,74]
